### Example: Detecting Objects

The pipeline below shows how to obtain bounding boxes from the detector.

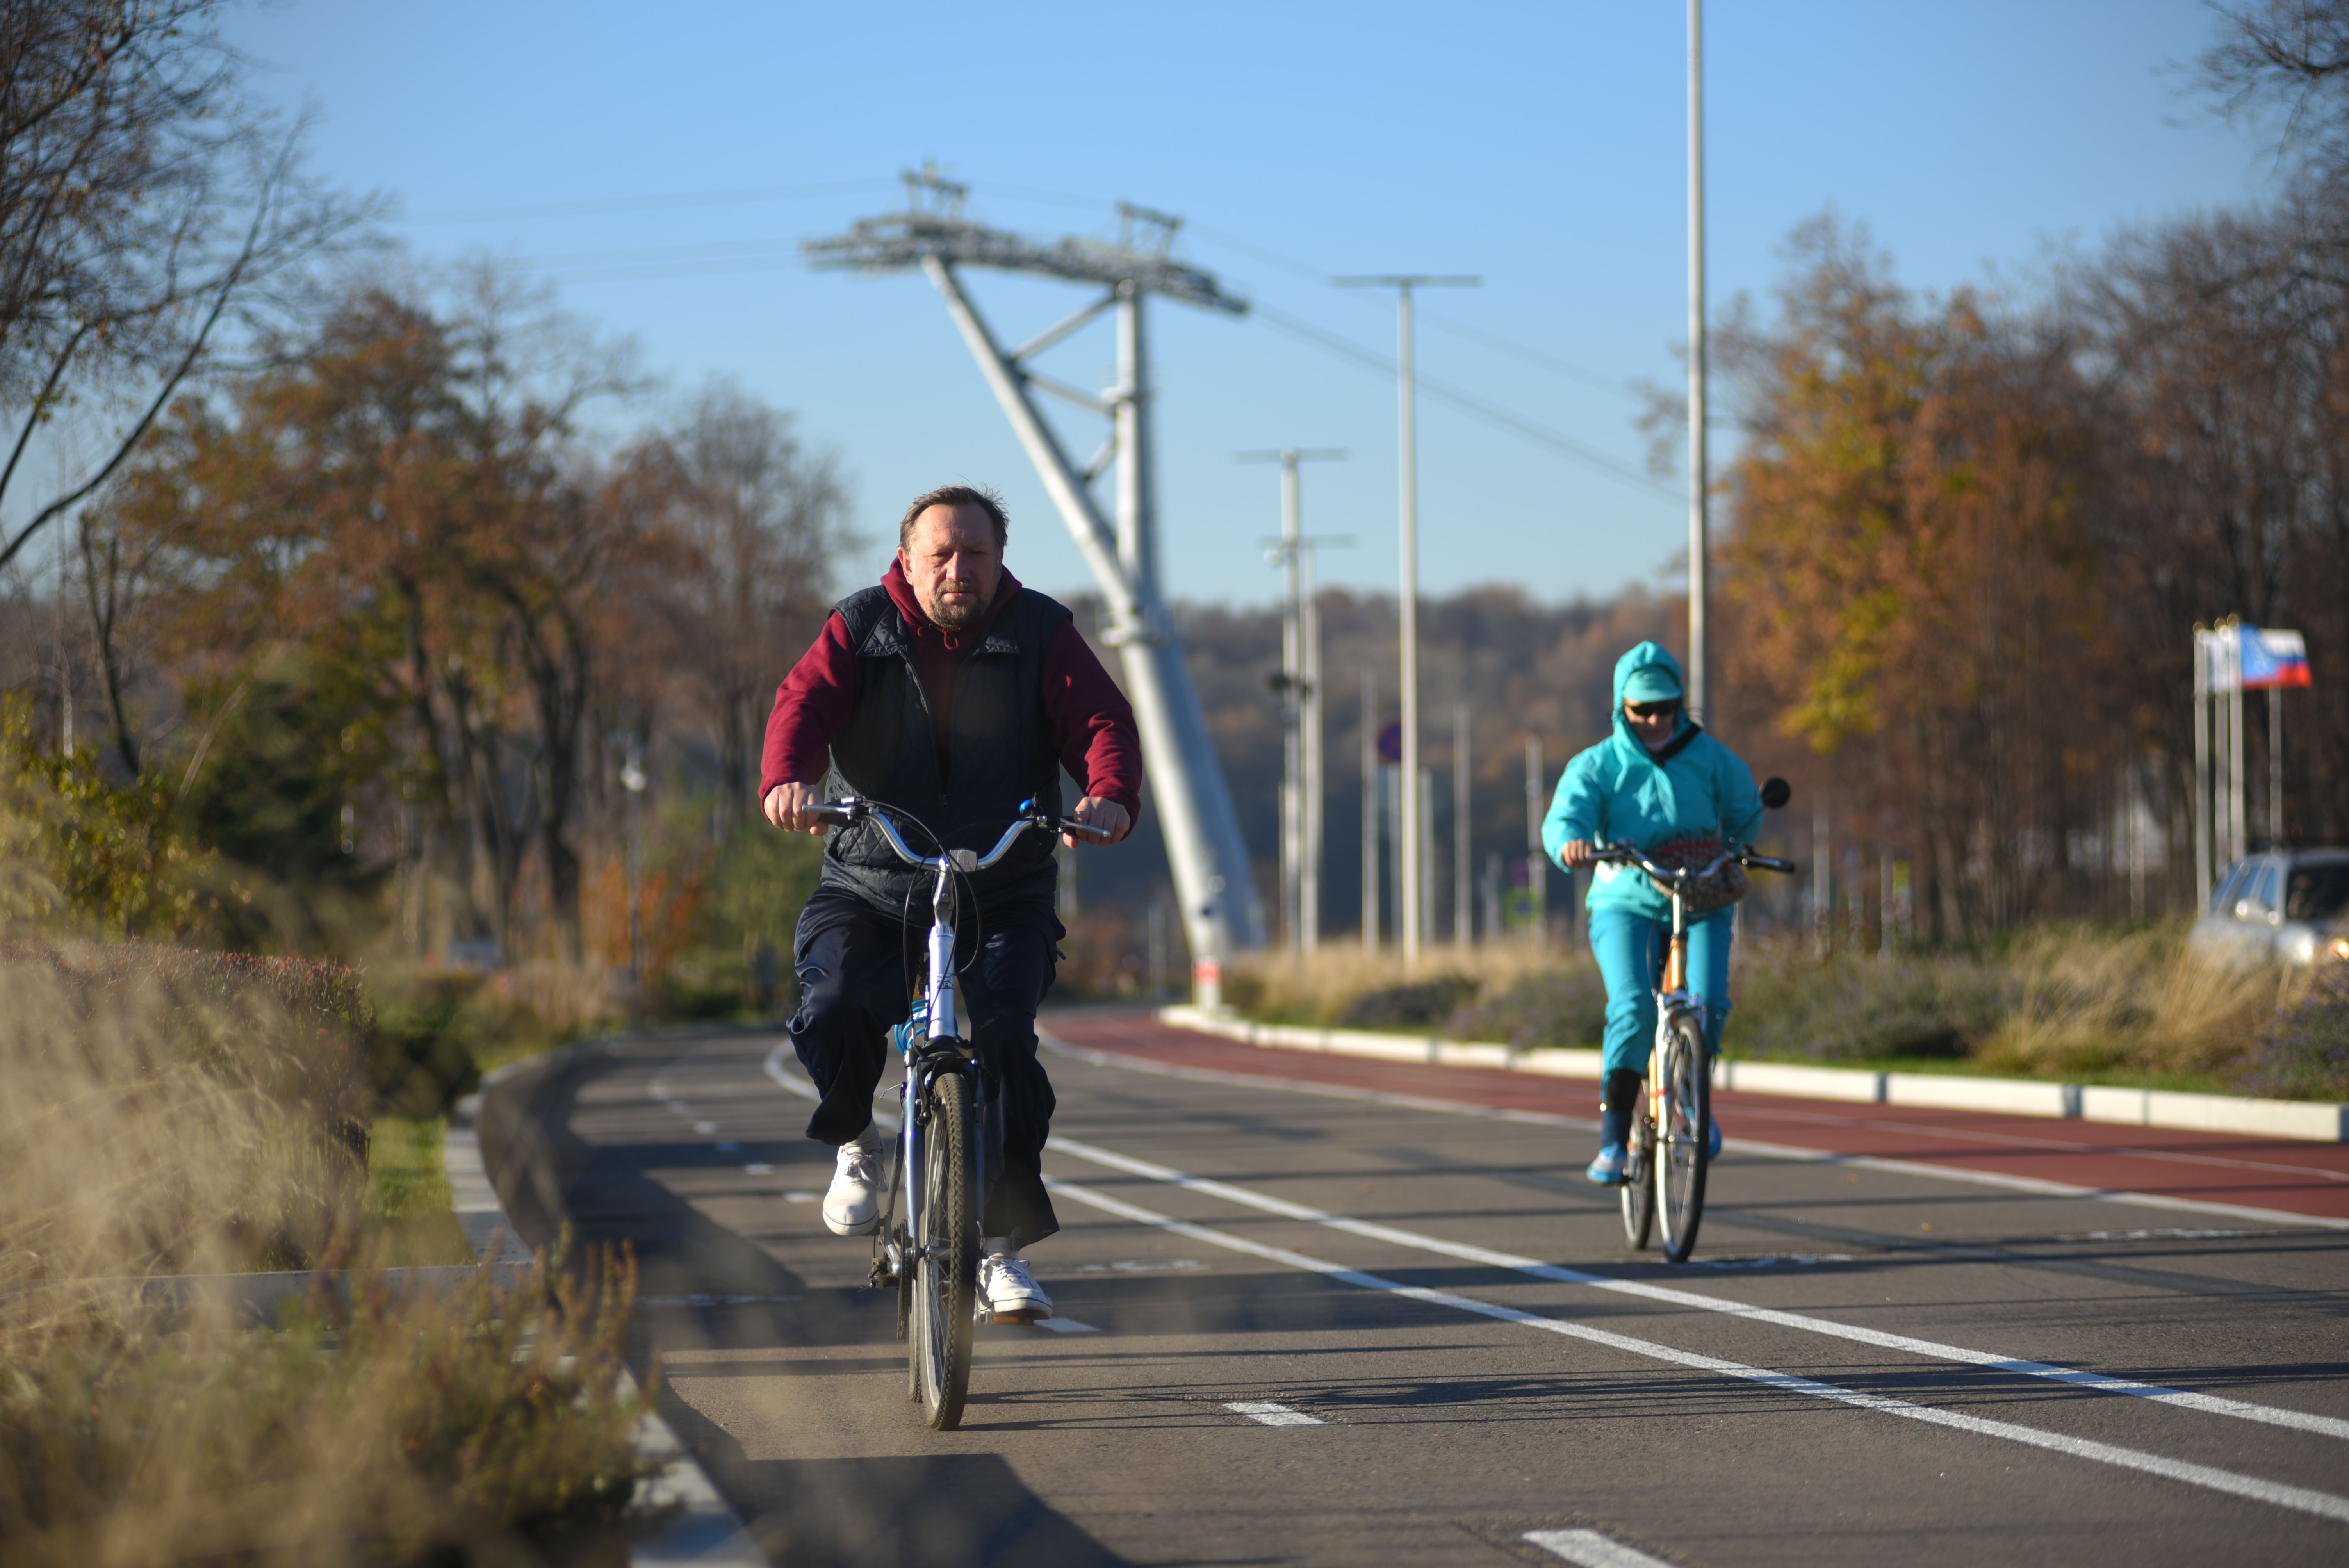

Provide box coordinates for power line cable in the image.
[1250,304,1677,503]
[401,178,894,226]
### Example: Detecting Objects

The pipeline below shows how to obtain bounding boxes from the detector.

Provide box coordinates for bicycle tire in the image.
[915,1070,979,1430]
[1657,1012,1710,1263]
[1619,1105,1656,1250]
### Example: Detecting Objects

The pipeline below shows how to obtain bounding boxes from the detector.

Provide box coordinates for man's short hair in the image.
[898,484,1009,550]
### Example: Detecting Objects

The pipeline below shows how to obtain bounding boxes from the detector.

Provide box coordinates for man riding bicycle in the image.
[1544,641,1764,1186]
[761,484,1140,1323]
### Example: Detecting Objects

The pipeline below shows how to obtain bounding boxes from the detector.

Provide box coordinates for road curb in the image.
[1156,1004,2349,1143]
[455,1048,767,1568]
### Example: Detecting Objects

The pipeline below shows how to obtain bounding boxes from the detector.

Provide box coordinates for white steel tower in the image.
[806,172,1267,997]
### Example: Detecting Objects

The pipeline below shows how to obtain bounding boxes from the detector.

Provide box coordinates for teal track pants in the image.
[1587,905,1734,1074]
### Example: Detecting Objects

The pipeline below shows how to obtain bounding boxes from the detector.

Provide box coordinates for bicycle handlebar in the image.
[1590,843,1796,881]
[807,798,1108,869]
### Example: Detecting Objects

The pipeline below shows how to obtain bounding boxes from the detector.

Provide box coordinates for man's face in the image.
[898,504,1002,629]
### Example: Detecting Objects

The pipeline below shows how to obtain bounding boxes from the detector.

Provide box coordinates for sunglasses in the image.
[1625,700,1680,720]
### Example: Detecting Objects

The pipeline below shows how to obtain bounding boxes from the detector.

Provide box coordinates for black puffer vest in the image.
[819,583,1071,914]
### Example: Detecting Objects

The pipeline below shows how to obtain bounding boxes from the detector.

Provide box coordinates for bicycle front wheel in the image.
[1656,1013,1710,1263]
[1620,1107,1656,1250]
[914,1070,979,1431]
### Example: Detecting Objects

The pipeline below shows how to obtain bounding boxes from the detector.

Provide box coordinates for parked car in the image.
[2188,848,2349,967]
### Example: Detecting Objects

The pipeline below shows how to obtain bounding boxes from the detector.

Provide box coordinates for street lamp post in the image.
[1241,447,1348,953]
[1687,0,1711,722]
[1333,273,1478,967]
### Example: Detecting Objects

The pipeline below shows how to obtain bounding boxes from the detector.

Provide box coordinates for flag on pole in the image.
[2240,627,2313,690]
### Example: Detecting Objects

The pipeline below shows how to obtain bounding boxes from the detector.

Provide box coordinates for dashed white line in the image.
[1042,1172,2349,1525]
[1034,1317,1102,1334]
[1044,1136,2349,1443]
[756,1038,2349,1518]
[1524,1529,1675,1568]
[1225,1400,1322,1427]
[1038,1032,2349,1233]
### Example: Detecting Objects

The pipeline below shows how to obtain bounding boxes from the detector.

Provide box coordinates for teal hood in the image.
[1609,641,1691,764]
[1543,640,1763,919]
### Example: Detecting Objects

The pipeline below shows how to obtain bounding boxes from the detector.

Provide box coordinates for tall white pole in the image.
[2269,685,2283,846]
[1397,283,1422,966]
[1454,703,1472,946]
[2230,645,2247,864]
[1301,544,1324,954]
[1362,671,1379,952]
[1687,0,1710,723]
[1279,453,1303,950]
[1524,735,1547,948]
[2193,628,2212,909]
[1335,274,1475,967]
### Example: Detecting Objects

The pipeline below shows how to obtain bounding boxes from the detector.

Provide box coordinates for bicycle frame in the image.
[804,798,1109,1291]
[1592,839,1794,1261]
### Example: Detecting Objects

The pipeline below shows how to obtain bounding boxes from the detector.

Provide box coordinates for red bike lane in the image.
[1041,1009,2349,1226]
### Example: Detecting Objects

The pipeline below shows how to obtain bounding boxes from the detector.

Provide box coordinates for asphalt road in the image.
[478,1008,2349,1568]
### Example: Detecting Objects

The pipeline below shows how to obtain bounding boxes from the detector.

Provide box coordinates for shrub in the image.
[1449,964,1612,1050]
[1338,974,1480,1031]
[0,1244,659,1565]
[1728,944,2009,1061]
[2241,966,2349,1101]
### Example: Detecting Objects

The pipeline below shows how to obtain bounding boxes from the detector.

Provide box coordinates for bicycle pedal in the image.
[989,1308,1049,1326]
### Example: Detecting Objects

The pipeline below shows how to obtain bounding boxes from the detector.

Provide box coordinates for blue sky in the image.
[227,0,2281,609]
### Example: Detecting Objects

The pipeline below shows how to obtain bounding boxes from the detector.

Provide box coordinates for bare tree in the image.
[0,0,369,573]
[627,379,851,825]
[2202,1,2349,186]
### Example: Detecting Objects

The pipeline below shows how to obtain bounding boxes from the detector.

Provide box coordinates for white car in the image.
[2188,849,2349,968]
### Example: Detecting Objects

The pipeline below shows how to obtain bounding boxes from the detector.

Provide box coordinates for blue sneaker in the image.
[1586,1144,1628,1185]
[1707,1117,1723,1160]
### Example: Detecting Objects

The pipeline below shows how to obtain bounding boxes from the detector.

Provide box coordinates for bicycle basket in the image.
[1645,842,1748,914]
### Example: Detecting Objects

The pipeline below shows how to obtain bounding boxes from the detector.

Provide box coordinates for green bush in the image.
[367,971,490,1117]
[1338,974,1481,1031]
[1450,966,1611,1050]
[2242,967,2349,1101]
[1726,947,2012,1061]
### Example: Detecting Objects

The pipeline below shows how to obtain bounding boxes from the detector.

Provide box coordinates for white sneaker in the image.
[821,1129,886,1236]
[978,1250,1053,1322]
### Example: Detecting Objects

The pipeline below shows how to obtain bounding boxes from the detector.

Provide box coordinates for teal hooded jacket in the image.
[1541,641,1764,921]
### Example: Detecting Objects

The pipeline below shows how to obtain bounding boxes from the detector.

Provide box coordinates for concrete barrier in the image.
[1153,1006,2347,1142]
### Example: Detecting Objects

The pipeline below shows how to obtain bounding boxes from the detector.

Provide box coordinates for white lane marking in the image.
[1226,1400,1323,1427]
[1035,1317,1102,1334]
[1041,1032,2349,1234]
[1043,1174,2349,1525]
[782,1191,819,1203]
[1075,1258,1207,1274]
[1047,1134,2349,1444]
[1524,1529,1675,1568]
[743,1163,775,1175]
[693,1121,720,1135]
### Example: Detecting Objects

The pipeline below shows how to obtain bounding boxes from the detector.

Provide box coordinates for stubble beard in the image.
[930,586,987,629]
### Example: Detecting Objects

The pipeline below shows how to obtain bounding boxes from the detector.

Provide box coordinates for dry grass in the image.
[1226,941,1568,1026]
[1972,923,2307,1080]
[0,949,657,1564]
[1226,921,2333,1092]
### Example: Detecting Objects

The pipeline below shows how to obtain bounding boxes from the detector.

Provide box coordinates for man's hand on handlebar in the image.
[1557,838,1598,871]
[762,781,830,835]
[1066,796,1130,849]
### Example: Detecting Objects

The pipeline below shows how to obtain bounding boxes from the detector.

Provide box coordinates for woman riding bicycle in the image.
[1543,641,1764,1186]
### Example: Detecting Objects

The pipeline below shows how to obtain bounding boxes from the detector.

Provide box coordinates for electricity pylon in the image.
[806,169,1267,999]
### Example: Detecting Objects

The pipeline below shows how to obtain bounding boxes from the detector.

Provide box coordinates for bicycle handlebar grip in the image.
[1743,853,1797,873]
[1059,819,1113,841]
